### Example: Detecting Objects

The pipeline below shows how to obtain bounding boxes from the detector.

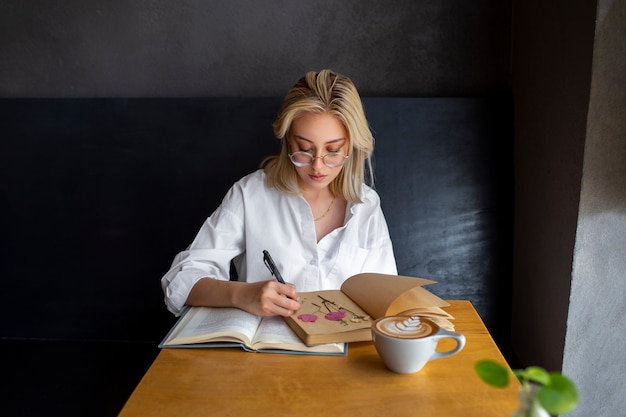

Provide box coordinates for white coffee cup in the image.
[372,316,466,374]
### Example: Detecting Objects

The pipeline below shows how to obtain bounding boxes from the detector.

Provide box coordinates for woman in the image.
[161,69,397,317]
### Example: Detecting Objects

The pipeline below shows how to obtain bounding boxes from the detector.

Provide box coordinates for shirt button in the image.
[309,259,316,265]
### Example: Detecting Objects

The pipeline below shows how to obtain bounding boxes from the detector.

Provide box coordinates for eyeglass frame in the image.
[288,151,350,168]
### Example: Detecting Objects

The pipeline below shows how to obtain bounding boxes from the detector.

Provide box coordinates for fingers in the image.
[277,282,300,302]
[241,280,301,317]
[268,282,302,316]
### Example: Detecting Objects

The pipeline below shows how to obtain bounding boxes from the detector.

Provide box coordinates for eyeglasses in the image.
[289,151,350,168]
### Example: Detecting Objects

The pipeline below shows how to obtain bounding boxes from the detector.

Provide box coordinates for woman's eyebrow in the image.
[293,135,346,145]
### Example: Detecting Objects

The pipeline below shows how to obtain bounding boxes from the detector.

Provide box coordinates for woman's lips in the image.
[309,173,326,181]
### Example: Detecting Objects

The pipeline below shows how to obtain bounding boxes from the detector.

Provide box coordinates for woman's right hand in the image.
[233,280,302,317]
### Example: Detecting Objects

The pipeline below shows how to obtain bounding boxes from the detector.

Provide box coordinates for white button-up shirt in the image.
[161,169,397,316]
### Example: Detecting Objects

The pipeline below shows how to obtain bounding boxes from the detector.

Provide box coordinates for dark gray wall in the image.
[0,0,511,97]
[0,0,514,359]
[0,2,513,322]
[0,0,515,351]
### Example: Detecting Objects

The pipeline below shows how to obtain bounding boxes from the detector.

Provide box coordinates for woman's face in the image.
[288,112,350,195]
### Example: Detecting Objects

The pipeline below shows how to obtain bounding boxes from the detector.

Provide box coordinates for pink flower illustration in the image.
[297,314,318,323]
[325,311,347,321]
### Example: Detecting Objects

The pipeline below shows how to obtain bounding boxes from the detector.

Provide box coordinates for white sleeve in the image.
[161,185,245,316]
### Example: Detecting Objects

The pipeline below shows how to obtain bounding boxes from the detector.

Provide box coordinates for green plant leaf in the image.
[518,366,550,386]
[537,373,579,415]
[475,360,510,388]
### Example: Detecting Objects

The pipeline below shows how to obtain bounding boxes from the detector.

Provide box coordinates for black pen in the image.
[263,250,286,284]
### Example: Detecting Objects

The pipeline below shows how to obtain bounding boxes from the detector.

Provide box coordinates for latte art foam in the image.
[374,316,436,339]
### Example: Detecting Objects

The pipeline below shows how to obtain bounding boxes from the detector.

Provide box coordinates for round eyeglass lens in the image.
[290,152,314,167]
[323,153,347,167]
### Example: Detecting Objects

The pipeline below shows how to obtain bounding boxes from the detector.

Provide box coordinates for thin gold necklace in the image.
[314,197,335,222]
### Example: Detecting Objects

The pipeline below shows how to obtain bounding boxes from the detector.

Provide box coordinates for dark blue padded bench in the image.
[0,97,512,416]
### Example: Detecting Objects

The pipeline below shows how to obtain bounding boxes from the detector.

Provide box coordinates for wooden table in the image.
[119,300,519,416]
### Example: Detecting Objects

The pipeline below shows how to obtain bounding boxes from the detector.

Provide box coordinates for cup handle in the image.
[430,330,466,360]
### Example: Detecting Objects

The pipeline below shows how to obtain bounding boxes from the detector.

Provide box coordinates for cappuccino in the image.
[371,315,465,374]
[373,316,437,339]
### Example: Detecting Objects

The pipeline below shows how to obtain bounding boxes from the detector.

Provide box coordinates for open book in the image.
[159,306,346,356]
[283,273,453,346]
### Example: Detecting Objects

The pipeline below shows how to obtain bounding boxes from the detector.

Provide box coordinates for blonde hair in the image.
[263,69,374,204]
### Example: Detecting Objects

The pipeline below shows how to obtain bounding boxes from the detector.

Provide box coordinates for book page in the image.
[254,316,345,353]
[340,273,438,318]
[398,305,453,319]
[164,307,261,346]
[386,286,450,316]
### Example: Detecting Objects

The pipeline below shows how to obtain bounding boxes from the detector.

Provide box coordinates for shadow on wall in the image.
[583,0,626,215]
